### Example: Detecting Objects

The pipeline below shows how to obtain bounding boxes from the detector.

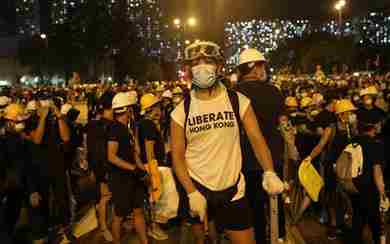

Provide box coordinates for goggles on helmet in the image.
[184,41,223,62]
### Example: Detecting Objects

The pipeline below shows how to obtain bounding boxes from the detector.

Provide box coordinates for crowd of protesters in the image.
[0,41,390,244]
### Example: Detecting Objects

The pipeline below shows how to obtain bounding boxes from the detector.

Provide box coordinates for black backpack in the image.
[183,89,243,135]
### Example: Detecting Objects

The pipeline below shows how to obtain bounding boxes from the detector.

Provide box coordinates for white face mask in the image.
[191,64,217,89]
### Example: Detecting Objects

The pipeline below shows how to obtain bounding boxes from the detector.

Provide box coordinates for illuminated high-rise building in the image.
[15,0,41,35]
[50,0,83,25]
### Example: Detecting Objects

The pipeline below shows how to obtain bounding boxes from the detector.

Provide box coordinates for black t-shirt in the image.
[313,110,337,129]
[107,121,135,173]
[357,106,386,124]
[138,118,165,165]
[353,135,385,193]
[86,118,112,169]
[237,80,285,172]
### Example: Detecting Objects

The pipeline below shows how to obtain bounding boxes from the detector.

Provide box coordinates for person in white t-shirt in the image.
[170,41,285,244]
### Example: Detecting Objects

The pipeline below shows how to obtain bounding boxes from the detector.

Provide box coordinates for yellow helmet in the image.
[335,99,357,114]
[140,93,160,115]
[172,87,183,95]
[4,103,28,121]
[359,86,378,97]
[300,97,313,109]
[285,97,298,107]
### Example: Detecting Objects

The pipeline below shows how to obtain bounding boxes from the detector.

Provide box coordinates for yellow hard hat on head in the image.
[140,93,160,115]
[4,104,28,121]
[335,99,357,114]
[285,97,298,107]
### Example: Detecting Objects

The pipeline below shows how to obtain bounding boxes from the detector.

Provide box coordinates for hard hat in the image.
[312,93,325,105]
[335,99,357,114]
[300,97,313,109]
[238,48,266,66]
[140,93,160,115]
[60,103,73,115]
[285,97,298,107]
[4,104,29,121]
[172,87,183,95]
[155,85,165,92]
[162,90,173,99]
[112,92,136,113]
[359,86,378,97]
[0,96,10,107]
[26,100,39,111]
[184,41,223,62]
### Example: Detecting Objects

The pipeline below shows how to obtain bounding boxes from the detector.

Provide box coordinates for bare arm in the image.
[31,109,48,144]
[308,127,333,160]
[242,105,274,172]
[373,164,385,196]
[58,117,70,142]
[145,140,156,163]
[170,120,197,194]
[107,141,136,171]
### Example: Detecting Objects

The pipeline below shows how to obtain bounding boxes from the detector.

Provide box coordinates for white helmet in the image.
[239,48,266,67]
[0,96,11,107]
[112,92,136,113]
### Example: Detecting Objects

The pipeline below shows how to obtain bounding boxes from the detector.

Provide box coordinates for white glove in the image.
[188,191,207,222]
[262,171,285,195]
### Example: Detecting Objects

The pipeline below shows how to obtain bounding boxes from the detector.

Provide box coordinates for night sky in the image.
[161,0,389,41]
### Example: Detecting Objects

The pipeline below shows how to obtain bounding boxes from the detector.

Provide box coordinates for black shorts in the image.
[110,172,145,217]
[180,179,253,231]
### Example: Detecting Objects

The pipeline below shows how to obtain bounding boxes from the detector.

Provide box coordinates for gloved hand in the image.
[188,191,207,222]
[262,171,285,195]
[380,195,390,212]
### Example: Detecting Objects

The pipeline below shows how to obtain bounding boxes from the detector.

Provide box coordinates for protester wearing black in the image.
[349,124,387,244]
[236,49,286,243]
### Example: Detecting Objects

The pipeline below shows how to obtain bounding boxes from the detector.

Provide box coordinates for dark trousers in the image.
[244,170,286,243]
[350,192,384,244]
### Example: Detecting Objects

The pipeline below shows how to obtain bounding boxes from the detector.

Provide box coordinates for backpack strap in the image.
[183,93,191,132]
[227,89,242,132]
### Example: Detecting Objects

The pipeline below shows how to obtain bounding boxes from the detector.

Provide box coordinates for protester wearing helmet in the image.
[1,103,32,241]
[107,92,148,244]
[357,86,386,135]
[235,48,287,243]
[138,93,168,240]
[171,42,284,244]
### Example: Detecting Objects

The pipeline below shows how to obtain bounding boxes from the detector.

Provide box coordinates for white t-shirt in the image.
[171,85,251,200]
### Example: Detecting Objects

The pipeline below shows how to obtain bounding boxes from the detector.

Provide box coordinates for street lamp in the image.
[188,17,197,27]
[334,0,346,34]
[173,18,181,27]
[40,33,47,40]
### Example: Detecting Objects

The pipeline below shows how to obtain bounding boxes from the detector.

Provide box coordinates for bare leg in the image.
[133,208,148,244]
[191,223,206,244]
[112,208,123,244]
[225,228,256,244]
[97,182,111,230]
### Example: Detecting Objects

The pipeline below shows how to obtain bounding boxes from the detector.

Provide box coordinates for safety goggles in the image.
[184,42,223,61]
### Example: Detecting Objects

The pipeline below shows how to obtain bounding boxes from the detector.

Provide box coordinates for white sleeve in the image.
[170,101,186,128]
[237,92,251,120]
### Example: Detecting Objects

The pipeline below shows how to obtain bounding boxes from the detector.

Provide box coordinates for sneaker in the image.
[327,226,337,241]
[100,229,113,242]
[148,225,169,241]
